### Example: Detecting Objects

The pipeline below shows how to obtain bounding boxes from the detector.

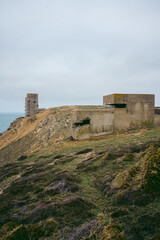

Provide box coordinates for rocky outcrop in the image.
[0,106,77,161]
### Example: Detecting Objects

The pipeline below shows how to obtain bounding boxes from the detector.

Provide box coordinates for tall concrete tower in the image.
[25,93,39,117]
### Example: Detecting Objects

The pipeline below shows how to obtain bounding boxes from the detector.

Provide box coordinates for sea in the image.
[0,113,24,133]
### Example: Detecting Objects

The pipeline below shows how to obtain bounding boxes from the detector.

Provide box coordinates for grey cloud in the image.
[0,0,160,112]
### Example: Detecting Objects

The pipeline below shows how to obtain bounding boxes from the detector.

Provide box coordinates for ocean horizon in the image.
[0,113,24,133]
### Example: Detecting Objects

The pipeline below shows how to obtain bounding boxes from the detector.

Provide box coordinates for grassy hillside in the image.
[0,112,160,239]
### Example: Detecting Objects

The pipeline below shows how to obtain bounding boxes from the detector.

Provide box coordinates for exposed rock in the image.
[67,136,75,141]
[67,220,98,240]
[0,106,76,161]
[43,172,79,195]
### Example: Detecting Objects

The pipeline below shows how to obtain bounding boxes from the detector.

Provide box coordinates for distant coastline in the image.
[0,113,23,133]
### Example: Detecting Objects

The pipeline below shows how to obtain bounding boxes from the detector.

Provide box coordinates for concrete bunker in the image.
[71,94,156,139]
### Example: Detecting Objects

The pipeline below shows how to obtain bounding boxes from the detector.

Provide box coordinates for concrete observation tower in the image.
[25,93,45,117]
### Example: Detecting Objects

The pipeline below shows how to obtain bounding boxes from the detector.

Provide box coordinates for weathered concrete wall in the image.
[72,108,114,139]
[25,93,39,117]
[154,114,160,124]
[72,108,136,139]
[103,94,155,127]
[114,109,131,130]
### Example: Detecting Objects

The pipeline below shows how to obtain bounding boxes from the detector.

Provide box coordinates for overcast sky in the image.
[0,0,160,112]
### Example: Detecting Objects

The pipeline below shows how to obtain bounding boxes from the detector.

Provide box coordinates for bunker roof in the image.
[103,93,155,105]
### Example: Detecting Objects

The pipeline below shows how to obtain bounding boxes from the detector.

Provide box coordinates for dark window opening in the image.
[110,104,127,108]
[155,107,160,115]
[74,117,90,127]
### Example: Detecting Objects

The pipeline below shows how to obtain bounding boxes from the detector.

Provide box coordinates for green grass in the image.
[0,126,160,239]
[35,126,160,158]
